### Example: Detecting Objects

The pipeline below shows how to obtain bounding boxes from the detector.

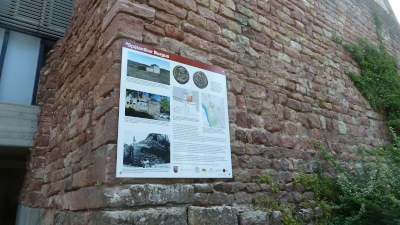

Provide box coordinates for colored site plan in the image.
[201,93,225,129]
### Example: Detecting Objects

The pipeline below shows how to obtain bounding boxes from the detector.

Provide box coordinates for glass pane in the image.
[0,28,5,50]
[0,31,40,105]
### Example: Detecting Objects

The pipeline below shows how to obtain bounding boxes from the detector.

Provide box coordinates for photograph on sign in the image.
[123,130,170,169]
[125,89,170,121]
[117,40,232,178]
[127,51,170,85]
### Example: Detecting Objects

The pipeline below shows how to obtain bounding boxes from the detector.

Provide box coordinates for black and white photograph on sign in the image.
[202,93,226,129]
[123,131,170,168]
[173,87,199,117]
[125,89,170,121]
[127,51,170,85]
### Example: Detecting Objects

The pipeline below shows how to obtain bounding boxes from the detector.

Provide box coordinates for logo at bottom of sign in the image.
[173,166,178,173]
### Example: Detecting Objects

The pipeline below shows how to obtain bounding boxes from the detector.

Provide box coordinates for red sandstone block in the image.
[95,64,121,98]
[165,24,185,41]
[245,82,266,99]
[64,187,106,210]
[93,108,119,150]
[211,44,235,60]
[32,147,47,156]
[22,192,44,208]
[103,13,144,47]
[149,0,187,19]
[160,37,183,53]
[266,132,282,146]
[219,5,235,19]
[206,20,221,34]
[93,92,119,123]
[238,54,257,68]
[145,24,165,36]
[89,45,121,91]
[235,129,249,143]
[250,40,268,52]
[250,130,267,144]
[35,134,49,147]
[263,117,282,132]
[283,46,301,60]
[182,23,200,36]
[29,179,44,192]
[307,114,320,129]
[154,20,166,28]
[214,14,229,27]
[170,0,197,11]
[235,111,252,128]
[285,123,298,136]
[209,55,234,69]
[156,11,179,25]
[102,0,155,31]
[48,148,62,163]
[187,11,207,29]
[197,28,216,42]
[185,34,212,51]
[87,147,108,184]
[32,156,46,169]
[254,32,271,46]
[246,98,263,114]
[271,40,283,51]
[214,35,230,48]
[227,92,237,109]
[198,6,215,20]
[144,33,158,45]
[226,75,244,94]
[257,0,270,13]
[72,170,89,188]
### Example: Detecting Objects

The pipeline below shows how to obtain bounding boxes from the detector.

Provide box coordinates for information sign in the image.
[116,40,232,178]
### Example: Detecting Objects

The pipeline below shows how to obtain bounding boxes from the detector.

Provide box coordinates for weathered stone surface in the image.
[188,206,238,225]
[307,114,321,129]
[240,211,270,225]
[87,208,187,225]
[194,184,213,193]
[103,184,194,207]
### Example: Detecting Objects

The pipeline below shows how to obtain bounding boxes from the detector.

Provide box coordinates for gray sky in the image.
[388,0,400,22]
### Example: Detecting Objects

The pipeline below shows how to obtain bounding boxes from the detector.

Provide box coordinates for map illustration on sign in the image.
[202,93,225,129]
[173,87,199,117]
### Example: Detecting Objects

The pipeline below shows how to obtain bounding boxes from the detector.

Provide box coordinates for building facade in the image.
[0,0,75,224]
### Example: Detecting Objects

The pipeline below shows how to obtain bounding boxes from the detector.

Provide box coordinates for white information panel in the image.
[116,40,232,178]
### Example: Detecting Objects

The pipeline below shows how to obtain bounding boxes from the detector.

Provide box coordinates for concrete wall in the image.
[18,0,400,224]
[0,102,40,148]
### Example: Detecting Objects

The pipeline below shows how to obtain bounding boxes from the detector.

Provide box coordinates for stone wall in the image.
[20,0,400,224]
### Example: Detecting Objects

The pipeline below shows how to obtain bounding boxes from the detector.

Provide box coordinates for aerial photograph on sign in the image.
[173,87,199,117]
[123,131,170,168]
[127,51,170,85]
[202,93,226,129]
[125,89,170,121]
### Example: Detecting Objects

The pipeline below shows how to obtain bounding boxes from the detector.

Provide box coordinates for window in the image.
[0,28,55,105]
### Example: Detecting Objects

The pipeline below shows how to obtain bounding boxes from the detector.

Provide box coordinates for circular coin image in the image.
[193,71,208,89]
[173,65,189,84]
